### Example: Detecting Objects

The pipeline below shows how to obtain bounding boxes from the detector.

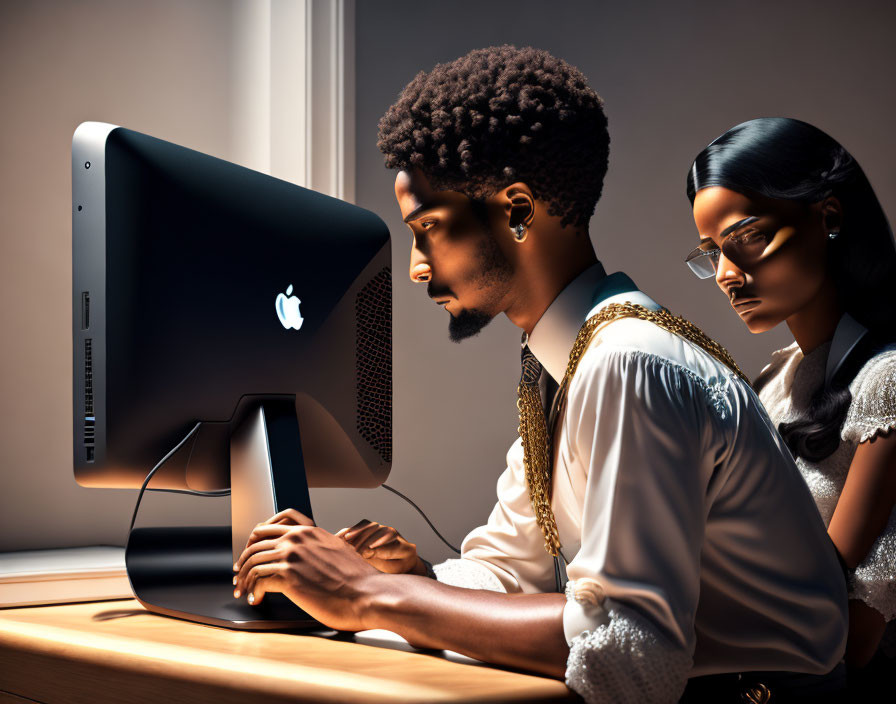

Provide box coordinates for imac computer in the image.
[71,122,391,629]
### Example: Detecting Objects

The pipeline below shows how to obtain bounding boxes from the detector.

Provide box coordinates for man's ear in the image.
[820,196,843,234]
[503,182,536,230]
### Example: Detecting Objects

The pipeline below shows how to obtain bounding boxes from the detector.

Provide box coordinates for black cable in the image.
[129,422,203,534]
[381,483,461,554]
[147,487,231,497]
[129,424,461,558]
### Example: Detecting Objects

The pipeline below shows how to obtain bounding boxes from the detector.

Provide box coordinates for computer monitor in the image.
[71,122,392,628]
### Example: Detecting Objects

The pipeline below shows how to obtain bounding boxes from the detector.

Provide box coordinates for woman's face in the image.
[690,186,837,333]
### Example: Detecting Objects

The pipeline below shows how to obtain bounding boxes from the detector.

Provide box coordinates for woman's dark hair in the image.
[687,117,896,461]
[377,45,609,229]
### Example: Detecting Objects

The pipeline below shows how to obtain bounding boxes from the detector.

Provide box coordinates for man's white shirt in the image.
[433,264,847,703]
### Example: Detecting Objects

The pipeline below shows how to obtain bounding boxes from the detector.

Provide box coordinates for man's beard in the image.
[438,229,513,343]
[448,308,494,342]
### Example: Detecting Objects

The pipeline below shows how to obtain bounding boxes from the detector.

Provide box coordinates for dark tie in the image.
[543,371,560,427]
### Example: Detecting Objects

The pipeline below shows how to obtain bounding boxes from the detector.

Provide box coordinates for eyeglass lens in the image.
[685,230,772,279]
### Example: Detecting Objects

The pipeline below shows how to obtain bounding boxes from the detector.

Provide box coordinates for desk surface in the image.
[0,599,577,703]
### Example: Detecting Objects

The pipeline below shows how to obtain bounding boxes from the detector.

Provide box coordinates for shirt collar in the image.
[526,263,639,382]
[824,313,868,386]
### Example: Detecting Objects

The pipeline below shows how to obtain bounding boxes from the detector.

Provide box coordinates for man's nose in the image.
[409,245,431,283]
[410,262,431,283]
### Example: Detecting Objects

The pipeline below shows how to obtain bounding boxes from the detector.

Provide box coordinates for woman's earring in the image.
[828,231,839,241]
[513,223,527,242]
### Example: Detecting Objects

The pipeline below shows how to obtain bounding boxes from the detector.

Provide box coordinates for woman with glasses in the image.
[685,117,896,691]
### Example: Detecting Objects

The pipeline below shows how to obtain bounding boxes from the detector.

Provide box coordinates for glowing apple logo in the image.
[275,284,304,330]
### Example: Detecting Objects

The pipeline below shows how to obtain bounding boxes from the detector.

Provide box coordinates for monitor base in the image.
[127,525,320,630]
[126,399,320,630]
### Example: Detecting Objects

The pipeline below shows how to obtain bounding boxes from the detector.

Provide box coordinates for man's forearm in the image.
[358,572,569,678]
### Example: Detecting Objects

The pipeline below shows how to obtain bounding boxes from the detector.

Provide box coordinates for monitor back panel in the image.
[72,124,391,490]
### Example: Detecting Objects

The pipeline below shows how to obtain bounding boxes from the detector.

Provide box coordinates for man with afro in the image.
[233,46,848,703]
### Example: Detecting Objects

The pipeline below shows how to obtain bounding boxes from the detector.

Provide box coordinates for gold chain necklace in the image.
[518,302,750,557]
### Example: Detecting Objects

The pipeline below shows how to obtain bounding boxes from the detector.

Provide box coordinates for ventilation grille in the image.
[355,268,392,463]
[83,338,95,459]
[84,339,94,416]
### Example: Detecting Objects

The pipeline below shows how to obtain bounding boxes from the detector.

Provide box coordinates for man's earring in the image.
[828,231,839,241]
[513,223,527,242]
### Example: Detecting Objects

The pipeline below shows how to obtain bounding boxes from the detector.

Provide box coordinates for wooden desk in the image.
[0,600,577,703]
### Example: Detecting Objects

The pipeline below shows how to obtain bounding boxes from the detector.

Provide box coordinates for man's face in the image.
[394,169,513,342]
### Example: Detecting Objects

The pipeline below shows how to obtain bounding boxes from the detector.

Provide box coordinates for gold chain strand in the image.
[518,379,563,556]
[519,301,750,557]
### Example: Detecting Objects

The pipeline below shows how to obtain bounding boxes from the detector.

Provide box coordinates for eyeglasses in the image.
[684,244,721,279]
[685,230,772,279]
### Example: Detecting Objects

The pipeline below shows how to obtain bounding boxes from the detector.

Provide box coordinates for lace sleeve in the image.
[564,583,691,704]
[841,347,896,620]
[850,510,896,621]
[842,348,896,444]
[431,558,507,592]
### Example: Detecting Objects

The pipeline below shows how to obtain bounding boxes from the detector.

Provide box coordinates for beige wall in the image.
[0,0,237,551]
[2,1,895,563]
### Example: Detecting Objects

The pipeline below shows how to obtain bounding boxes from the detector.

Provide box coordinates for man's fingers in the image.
[343,521,382,545]
[262,508,315,527]
[246,523,292,545]
[363,541,409,560]
[244,563,284,606]
[232,537,280,574]
[234,524,293,570]
[368,529,400,549]
[341,519,374,540]
[337,520,412,563]
[235,547,283,595]
[355,527,393,555]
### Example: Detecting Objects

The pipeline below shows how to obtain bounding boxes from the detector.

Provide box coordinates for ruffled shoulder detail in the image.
[842,346,896,444]
[574,333,740,422]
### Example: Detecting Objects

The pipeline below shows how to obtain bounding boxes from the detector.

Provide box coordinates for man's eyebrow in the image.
[403,204,435,223]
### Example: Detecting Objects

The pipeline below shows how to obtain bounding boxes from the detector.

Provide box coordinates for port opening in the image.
[81,291,90,330]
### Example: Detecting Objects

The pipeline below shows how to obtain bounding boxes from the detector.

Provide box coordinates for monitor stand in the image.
[125,398,322,630]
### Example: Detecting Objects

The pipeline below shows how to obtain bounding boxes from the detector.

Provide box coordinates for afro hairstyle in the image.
[377,45,609,229]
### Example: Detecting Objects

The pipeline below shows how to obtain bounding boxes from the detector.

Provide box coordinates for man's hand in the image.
[231,511,568,677]
[336,519,427,576]
[232,508,382,632]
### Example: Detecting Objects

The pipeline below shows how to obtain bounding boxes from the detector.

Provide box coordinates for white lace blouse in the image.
[757,337,896,623]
